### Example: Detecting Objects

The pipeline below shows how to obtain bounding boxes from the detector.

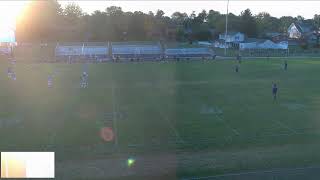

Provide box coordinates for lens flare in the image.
[127,158,135,167]
[100,127,114,142]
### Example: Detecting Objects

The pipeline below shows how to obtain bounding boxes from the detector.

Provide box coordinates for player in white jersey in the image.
[7,67,12,78]
[11,58,16,65]
[80,72,88,88]
[48,75,53,88]
[68,56,72,64]
[11,72,16,80]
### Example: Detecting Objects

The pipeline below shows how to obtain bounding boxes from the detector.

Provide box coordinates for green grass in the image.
[2,58,320,178]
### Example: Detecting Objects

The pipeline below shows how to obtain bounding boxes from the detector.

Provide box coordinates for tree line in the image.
[15,0,320,42]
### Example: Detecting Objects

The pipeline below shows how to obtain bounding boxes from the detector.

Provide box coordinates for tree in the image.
[296,15,305,22]
[207,10,221,29]
[88,10,108,41]
[255,12,280,36]
[195,10,207,24]
[148,11,154,17]
[171,12,188,25]
[155,10,165,19]
[175,27,186,41]
[314,15,320,47]
[279,16,295,33]
[16,2,320,43]
[127,11,147,40]
[104,6,127,41]
[314,14,320,28]
[16,0,63,42]
[106,6,123,16]
[63,3,83,23]
[239,9,257,37]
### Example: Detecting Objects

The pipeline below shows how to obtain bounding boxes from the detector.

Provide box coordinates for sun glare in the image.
[0,1,29,30]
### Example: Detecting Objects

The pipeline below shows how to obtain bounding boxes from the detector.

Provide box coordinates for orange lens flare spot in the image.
[100,127,115,142]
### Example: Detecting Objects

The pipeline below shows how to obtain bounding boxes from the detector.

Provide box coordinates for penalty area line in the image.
[272,119,298,134]
[216,115,240,136]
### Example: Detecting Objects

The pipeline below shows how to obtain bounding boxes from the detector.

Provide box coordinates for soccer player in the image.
[7,67,12,78]
[11,58,16,65]
[68,56,72,64]
[212,55,217,60]
[237,54,242,64]
[11,72,16,81]
[284,60,288,71]
[272,83,278,101]
[80,74,85,88]
[235,64,239,73]
[48,75,53,88]
[80,72,88,88]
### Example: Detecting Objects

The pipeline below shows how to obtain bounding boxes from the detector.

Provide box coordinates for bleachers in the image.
[165,48,215,59]
[12,42,218,62]
[111,42,162,60]
[0,46,12,55]
[55,42,110,62]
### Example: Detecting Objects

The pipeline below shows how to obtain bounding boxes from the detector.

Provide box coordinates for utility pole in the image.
[224,0,230,56]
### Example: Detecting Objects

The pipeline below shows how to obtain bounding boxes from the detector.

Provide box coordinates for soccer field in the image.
[2,58,320,179]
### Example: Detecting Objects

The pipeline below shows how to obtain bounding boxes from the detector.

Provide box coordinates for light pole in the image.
[224,0,230,56]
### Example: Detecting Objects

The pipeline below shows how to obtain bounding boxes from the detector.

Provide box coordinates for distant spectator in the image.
[272,83,278,101]
[284,60,288,71]
[235,64,239,73]
[237,54,242,63]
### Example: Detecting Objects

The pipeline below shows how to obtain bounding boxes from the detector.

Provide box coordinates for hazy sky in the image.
[59,1,320,19]
[0,0,319,30]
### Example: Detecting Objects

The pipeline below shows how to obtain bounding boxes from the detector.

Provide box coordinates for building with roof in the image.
[219,32,245,43]
[264,32,288,43]
[217,32,245,49]
[240,38,288,50]
[287,22,318,45]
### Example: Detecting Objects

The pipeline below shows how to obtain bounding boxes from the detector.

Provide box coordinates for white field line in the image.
[243,101,297,136]
[215,115,240,136]
[156,108,185,144]
[182,166,320,180]
[149,93,184,144]
[111,70,119,148]
[126,129,320,149]
[271,119,298,134]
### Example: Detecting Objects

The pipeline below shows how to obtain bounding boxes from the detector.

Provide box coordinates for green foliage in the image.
[240,9,257,37]
[63,3,84,23]
[14,1,320,42]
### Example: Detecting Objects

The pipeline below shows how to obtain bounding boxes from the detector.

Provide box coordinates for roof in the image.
[220,32,243,36]
[240,39,288,49]
[265,32,282,38]
[292,22,316,33]
[243,38,268,43]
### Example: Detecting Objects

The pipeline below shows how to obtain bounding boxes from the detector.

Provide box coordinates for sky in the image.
[0,1,29,29]
[59,1,320,19]
[0,0,319,39]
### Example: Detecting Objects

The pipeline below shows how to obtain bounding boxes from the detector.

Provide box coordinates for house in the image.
[213,39,232,48]
[240,38,288,50]
[287,22,318,45]
[219,32,245,43]
[265,32,287,43]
